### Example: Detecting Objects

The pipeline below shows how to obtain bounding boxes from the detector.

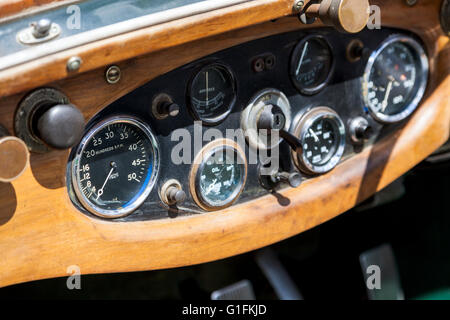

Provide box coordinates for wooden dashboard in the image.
[0,0,449,287]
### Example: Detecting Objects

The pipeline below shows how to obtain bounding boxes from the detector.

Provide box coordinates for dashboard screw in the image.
[66,56,82,72]
[105,65,121,84]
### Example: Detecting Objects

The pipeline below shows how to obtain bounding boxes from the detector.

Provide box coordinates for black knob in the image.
[166,186,186,205]
[158,101,180,118]
[36,104,85,149]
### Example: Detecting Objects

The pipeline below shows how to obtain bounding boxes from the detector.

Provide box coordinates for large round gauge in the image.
[363,35,429,123]
[292,107,346,175]
[190,139,247,211]
[188,64,236,124]
[71,116,159,218]
[290,35,334,95]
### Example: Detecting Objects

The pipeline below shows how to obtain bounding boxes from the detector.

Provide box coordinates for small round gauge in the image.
[71,116,159,218]
[292,107,346,175]
[188,64,236,124]
[363,36,429,123]
[190,139,247,211]
[290,35,334,95]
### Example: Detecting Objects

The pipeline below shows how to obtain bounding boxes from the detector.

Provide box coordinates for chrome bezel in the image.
[241,88,292,151]
[362,35,429,124]
[290,35,335,96]
[292,107,346,175]
[187,63,237,125]
[71,116,160,219]
[190,139,247,211]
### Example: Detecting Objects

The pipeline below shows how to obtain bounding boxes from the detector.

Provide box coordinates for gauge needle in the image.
[309,129,320,142]
[381,78,394,113]
[96,167,114,200]
[296,41,309,76]
[205,179,217,195]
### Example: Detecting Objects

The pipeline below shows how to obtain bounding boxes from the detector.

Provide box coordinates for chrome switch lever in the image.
[256,104,302,154]
[271,171,302,188]
[258,163,303,190]
[256,105,303,190]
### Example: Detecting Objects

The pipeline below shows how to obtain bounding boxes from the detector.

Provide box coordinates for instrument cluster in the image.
[66,27,429,221]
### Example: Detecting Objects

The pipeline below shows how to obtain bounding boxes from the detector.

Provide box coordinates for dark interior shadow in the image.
[270,190,291,207]
[30,150,68,189]
[0,182,17,225]
[355,122,408,205]
[168,206,180,218]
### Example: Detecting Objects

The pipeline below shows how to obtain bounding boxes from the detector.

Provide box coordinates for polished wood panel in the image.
[0,0,72,20]
[0,0,448,287]
[0,0,297,98]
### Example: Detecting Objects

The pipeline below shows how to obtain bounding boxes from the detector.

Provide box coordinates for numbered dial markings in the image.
[192,142,247,210]
[363,36,428,123]
[188,64,236,124]
[293,107,346,175]
[303,118,338,166]
[290,36,333,95]
[72,118,159,218]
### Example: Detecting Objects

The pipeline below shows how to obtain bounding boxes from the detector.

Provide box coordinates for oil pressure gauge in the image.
[71,116,159,219]
[363,35,429,123]
[190,139,247,211]
[292,107,346,175]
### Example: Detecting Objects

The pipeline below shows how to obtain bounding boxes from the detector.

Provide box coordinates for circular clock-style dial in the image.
[303,118,338,166]
[189,64,236,124]
[292,107,346,175]
[290,36,333,95]
[199,150,242,205]
[191,141,247,211]
[363,36,429,123]
[71,117,159,218]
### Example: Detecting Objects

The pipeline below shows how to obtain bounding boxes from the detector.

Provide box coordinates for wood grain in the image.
[0,0,74,20]
[0,0,449,287]
[0,0,297,99]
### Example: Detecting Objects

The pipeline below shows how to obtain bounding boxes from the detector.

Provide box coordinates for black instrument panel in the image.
[66,27,429,221]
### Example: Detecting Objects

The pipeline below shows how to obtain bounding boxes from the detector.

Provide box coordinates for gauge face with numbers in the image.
[302,117,339,166]
[188,64,236,124]
[292,107,346,175]
[71,117,159,218]
[363,36,429,123]
[190,139,247,211]
[290,35,334,95]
